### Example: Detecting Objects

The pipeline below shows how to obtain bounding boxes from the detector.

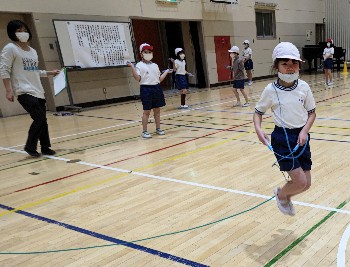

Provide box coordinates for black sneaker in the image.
[41,148,56,155]
[24,147,41,158]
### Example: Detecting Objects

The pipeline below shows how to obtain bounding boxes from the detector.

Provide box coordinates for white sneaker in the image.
[156,128,165,135]
[141,131,152,138]
[328,81,333,86]
[288,201,296,216]
[233,102,241,107]
[179,105,184,109]
[241,102,250,107]
[182,105,189,108]
[273,187,292,216]
[247,81,253,86]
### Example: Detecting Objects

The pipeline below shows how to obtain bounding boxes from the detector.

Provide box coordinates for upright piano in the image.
[302,42,346,72]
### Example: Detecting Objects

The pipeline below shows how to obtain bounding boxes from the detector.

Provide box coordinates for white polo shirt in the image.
[255,79,316,129]
[243,47,252,60]
[174,59,186,75]
[135,61,161,85]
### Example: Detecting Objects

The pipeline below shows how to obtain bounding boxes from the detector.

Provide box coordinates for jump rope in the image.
[264,81,309,181]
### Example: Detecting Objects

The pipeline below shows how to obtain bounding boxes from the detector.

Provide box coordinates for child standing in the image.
[127,43,172,138]
[172,48,192,109]
[253,42,316,216]
[228,45,250,107]
[242,40,253,86]
[323,38,334,86]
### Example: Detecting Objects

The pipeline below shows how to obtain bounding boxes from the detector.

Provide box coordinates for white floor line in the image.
[2,146,350,217]
[337,223,350,267]
[4,75,337,149]
[6,96,253,149]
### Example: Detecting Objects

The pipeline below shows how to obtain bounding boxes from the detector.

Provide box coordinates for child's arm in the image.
[298,112,316,146]
[127,62,141,82]
[160,69,172,83]
[253,112,269,145]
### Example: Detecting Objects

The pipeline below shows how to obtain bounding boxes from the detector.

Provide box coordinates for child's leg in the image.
[328,69,333,82]
[240,89,249,103]
[247,70,252,81]
[153,107,161,129]
[286,170,311,201]
[232,88,241,103]
[142,110,151,131]
[180,89,188,105]
[277,167,308,202]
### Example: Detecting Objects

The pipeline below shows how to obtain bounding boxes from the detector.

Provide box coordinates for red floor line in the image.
[3,89,347,197]
[1,121,252,198]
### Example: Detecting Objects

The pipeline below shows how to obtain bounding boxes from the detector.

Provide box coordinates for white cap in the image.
[272,42,303,62]
[139,43,153,53]
[175,48,184,55]
[228,46,239,54]
[243,40,250,44]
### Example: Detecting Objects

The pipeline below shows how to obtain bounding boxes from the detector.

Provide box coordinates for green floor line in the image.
[264,199,349,267]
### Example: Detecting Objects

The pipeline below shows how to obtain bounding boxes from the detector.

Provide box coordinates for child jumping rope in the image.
[253,42,316,216]
[172,48,193,109]
[128,43,172,138]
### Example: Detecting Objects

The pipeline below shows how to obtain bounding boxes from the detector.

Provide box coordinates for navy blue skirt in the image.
[271,126,312,171]
[244,59,253,70]
[140,84,166,110]
[324,58,333,70]
[175,74,189,90]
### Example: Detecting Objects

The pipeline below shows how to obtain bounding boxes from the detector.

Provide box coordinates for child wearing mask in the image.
[127,43,172,138]
[323,38,334,86]
[172,48,193,109]
[253,42,316,216]
[242,40,253,86]
[227,45,250,107]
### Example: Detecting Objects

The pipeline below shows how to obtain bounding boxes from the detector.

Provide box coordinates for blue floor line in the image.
[0,204,209,267]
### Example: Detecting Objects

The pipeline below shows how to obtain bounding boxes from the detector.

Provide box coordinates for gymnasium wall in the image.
[0,0,326,116]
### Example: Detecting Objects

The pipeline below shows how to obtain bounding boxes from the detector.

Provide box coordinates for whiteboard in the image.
[53,20,136,68]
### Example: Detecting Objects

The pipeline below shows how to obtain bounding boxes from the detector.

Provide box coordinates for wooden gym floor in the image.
[0,72,350,266]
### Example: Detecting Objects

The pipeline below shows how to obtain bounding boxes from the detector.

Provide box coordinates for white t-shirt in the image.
[255,79,316,129]
[0,43,47,99]
[135,61,161,85]
[174,59,186,75]
[323,47,334,58]
[243,47,252,60]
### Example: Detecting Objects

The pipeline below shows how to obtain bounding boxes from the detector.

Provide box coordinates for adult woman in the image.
[0,20,59,157]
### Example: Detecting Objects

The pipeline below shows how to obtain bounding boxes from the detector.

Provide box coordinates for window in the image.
[255,10,276,38]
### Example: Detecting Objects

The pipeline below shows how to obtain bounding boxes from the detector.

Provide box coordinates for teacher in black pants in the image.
[0,20,60,157]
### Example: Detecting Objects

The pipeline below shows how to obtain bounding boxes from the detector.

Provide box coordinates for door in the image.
[214,36,231,82]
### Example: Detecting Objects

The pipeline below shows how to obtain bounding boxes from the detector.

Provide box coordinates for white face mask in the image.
[327,42,331,47]
[15,32,29,43]
[142,53,153,61]
[278,72,299,83]
[179,54,185,60]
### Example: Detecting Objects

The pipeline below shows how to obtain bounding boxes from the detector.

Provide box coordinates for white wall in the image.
[0,0,326,116]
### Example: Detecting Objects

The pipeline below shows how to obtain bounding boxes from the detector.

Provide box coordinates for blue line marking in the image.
[0,204,209,267]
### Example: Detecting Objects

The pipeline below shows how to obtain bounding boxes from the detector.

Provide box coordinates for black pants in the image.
[17,94,51,151]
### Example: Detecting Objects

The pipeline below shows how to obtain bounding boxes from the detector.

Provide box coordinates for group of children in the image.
[127,40,318,217]
[1,19,319,217]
